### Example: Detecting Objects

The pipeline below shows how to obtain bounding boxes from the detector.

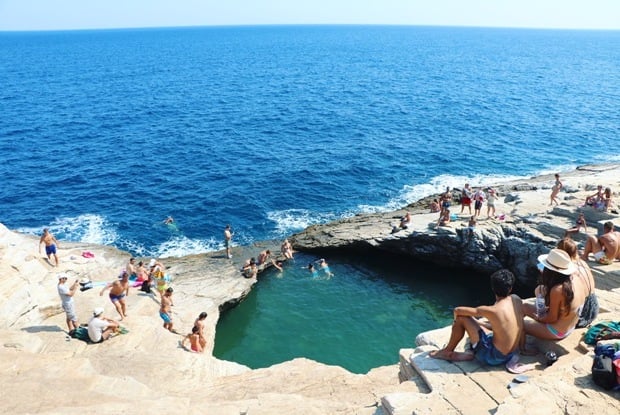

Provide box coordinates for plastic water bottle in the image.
[535,294,546,319]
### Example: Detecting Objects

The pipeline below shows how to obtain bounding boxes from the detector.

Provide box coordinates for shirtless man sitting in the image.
[39,228,60,266]
[429,269,525,366]
[100,271,130,320]
[581,221,619,265]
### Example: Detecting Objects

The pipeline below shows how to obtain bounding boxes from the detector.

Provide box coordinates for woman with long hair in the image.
[556,238,598,327]
[523,248,587,340]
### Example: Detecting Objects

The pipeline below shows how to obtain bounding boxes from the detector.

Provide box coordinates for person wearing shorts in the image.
[159,287,175,332]
[57,273,79,333]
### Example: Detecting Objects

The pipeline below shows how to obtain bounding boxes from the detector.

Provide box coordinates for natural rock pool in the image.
[214,252,492,373]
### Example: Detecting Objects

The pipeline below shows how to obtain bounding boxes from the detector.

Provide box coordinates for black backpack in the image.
[591,354,617,390]
[141,280,151,293]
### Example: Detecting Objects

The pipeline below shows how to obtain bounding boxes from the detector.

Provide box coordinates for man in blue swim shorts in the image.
[429,269,524,365]
[159,287,175,333]
[39,228,60,266]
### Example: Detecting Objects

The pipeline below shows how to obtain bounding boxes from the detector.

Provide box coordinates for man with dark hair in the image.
[429,269,525,366]
[193,311,208,350]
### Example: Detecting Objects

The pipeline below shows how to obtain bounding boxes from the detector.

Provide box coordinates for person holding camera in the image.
[57,273,79,334]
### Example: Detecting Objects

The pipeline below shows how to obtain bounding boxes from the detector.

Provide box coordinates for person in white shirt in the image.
[87,307,119,343]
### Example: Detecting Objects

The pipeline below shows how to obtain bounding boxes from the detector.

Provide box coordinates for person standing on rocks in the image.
[460,184,472,215]
[429,269,524,365]
[224,224,233,259]
[39,228,60,266]
[57,273,80,333]
[440,187,452,216]
[159,287,176,333]
[473,188,485,219]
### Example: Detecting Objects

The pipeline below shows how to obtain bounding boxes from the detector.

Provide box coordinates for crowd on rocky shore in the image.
[1,164,620,414]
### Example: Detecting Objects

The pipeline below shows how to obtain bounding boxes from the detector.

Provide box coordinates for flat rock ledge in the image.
[2,164,620,414]
[291,165,620,288]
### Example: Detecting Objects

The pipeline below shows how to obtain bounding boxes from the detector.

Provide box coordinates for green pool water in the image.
[213,252,492,374]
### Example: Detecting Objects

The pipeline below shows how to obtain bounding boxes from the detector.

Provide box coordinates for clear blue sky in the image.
[1,0,619,31]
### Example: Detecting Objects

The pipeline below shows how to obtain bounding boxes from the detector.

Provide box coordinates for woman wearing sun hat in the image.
[522,248,588,341]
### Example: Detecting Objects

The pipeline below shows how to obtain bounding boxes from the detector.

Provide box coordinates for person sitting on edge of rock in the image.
[280,239,294,260]
[522,249,587,344]
[400,211,411,229]
[463,215,476,243]
[242,258,258,279]
[564,212,587,238]
[556,238,599,328]
[429,199,440,213]
[437,208,451,227]
[584,185,604,207]
[429,269,524,365]
[256,249,271,266]
[581,221,619,265]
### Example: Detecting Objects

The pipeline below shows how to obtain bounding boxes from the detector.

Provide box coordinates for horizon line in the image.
[2,22,620,34]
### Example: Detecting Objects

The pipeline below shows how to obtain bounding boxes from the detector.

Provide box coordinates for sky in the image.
[0,0,619,32]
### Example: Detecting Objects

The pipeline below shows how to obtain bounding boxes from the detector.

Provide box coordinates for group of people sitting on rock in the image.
[584,184,614,212]
[241,245,289,278]
[430,237,599,367]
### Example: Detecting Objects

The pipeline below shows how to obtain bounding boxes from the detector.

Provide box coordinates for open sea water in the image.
[1,25,619,372]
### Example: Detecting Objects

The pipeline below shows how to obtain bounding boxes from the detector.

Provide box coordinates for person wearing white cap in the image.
[57,273,79,333]
[522,248,588,342]
[87,307,119,343]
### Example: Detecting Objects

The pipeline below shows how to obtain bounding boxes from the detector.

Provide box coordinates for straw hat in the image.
[537,249,576,275]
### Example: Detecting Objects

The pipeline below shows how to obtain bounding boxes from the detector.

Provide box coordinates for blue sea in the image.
[2,25,619,256]
[2,25,620,373]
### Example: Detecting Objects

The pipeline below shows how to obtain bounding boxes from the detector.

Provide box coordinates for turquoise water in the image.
[214,252,491,374]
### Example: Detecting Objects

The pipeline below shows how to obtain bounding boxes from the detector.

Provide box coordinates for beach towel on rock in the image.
[584,321,620,345]
[70,326,91,343]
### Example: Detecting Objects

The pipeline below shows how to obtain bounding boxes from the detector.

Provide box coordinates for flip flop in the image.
[505,355,536,374]
[507,375,529,389]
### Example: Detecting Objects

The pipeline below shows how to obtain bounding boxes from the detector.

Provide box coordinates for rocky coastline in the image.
[1,163,620,414]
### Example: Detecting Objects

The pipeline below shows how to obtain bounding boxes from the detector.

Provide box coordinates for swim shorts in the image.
[474,201,482,210]
[46,244,57,255]
[473,329,515,366]
[159,311,172,324]
[594,251,613,265]
[109,293,126,302]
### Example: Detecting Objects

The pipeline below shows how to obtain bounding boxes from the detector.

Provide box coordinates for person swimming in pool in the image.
[308,263,319,278]
[316,258,333,278]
